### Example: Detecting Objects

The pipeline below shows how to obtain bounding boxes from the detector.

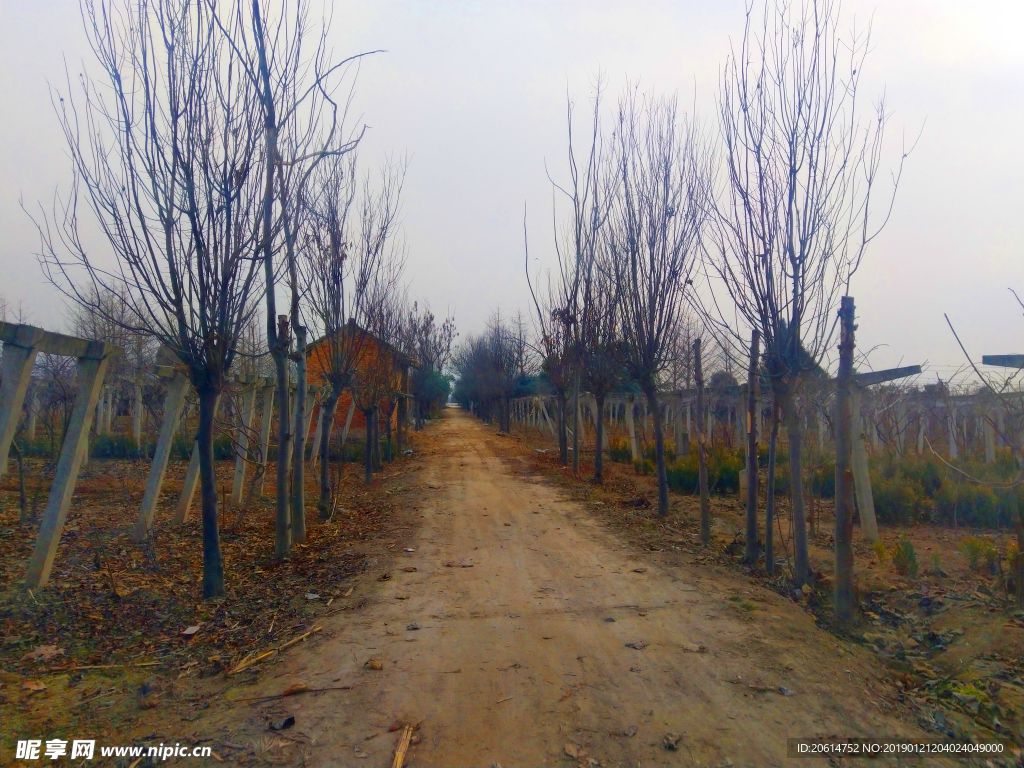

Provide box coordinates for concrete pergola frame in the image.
[0,322,122,588]
[131,369,318,541]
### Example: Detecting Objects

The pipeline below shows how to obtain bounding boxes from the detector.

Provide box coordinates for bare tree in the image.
[30,0,268,598]
[606,88,712,517]
[353,284,407,484]
[234,0,375,557]
[405,302,457,428]
[703,0,912,582]
[302,154,404,517]
[579,246,623,484]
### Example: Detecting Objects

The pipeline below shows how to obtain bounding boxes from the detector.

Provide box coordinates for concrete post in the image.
[230,386,258,505]
[0,339,39,479]
[895,403,907,455]
[917,411,925,454]
[850,387,878,542]
[309,404,324,467]
[948,406,958,459]
[172,393,222,525]
[27,390,39,440]
[984,414,996,464]
[257,384,275,493]
[340,398,357,448]
[576,394,586,445]
[301,388,316,446]
[132,373,189,541]
[104,388,114,433]
[997,410,1005,448]
[686,403,691,450]
[673,397,684,456]
[625,397,640,462]
[26,352,113,587]
[540,402,555,436]
[133,379,144,446]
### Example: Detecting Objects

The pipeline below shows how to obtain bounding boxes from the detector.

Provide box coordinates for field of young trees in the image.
[1,0,1021,764]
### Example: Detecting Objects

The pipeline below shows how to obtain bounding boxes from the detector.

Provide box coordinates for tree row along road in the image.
[213,408,925,767]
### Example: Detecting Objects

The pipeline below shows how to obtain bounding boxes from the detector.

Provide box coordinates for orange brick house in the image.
[306,323,415,434]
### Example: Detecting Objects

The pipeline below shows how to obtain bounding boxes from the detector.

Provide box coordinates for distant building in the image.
[306,324,416,433]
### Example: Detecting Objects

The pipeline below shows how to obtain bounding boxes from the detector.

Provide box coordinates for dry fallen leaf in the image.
[364,658,384,671]
[281,683,310,697]
[22,645,65,663]
[564,742,586,759]
[182,625,201,639]
[22,679,47,692]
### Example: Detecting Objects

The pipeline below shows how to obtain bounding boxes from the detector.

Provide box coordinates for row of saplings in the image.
[612,439,1023,529]
[608,438,1022,592]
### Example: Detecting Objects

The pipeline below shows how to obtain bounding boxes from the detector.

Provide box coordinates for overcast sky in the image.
[2,1,1022,380]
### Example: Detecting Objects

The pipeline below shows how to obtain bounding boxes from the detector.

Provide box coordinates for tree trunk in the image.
[646,387,670,517]
[785,391,811,585]
[363,410,373,485]
[291,327,307,544]
[572,378,580,474]
[385,401,394,461]
[557,390,568,465]
[695,339,711,545]
[397,395,405,453]
[765,402,780,575]
[273,350,291,560]
[834,296,856,621]
[14,440,27,522]
[744,331,761,564]
[318,389,340,521]
[373,407,383,471]
[594,392,605,484]
[197,386,225,598]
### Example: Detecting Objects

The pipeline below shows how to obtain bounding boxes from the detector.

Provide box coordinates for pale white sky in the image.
[2,1,1022,379]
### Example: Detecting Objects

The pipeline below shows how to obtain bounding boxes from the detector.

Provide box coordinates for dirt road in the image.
[218,408,925,767]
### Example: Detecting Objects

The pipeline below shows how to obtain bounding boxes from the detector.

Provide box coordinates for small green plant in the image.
[892,538,918,578]
[608,437,633,464]
[633,458,654,476]
[873,539,887,563]
[957,536,997,572]
[728,594,756,616]
[929,552,943,576]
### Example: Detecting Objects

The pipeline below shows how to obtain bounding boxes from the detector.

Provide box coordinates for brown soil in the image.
[190,409,957,767]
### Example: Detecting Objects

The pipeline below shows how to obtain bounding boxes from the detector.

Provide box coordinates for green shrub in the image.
[170,434,238,461]
[665,448,742,494]
[213,436,235,460]
[898,455,943,497]
[872,475,920,526]
[957,535,998,572]
[643,441,676,464]
[934,483,1001,528]
[809,458,836,499]
[91,434,141,459]
[608,437,632,463]
[892,538,918,578]
[633,458,655,475]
